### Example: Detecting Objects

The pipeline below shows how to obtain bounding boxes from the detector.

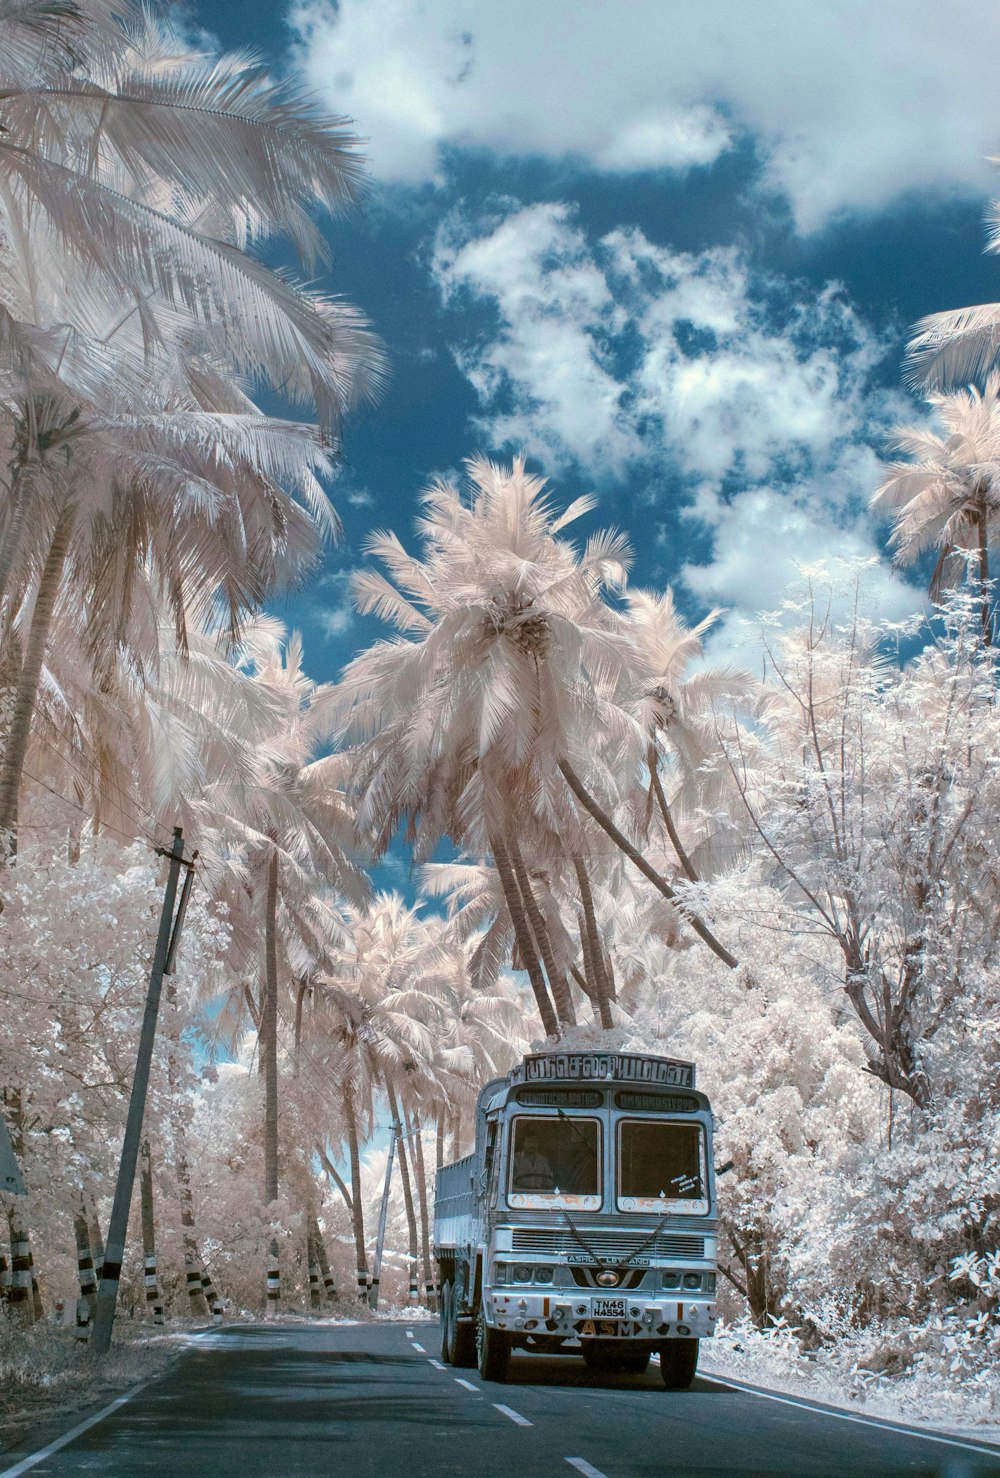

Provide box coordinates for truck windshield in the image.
[508,1116,601,1209]
[617,1121,708,1214]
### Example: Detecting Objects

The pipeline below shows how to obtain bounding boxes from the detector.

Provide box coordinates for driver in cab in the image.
[512,1127,555,1191]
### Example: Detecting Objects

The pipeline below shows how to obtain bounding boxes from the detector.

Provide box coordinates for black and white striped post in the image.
[306,1221,322,1311]
[88,829,188,1357]
[200,1265,223,1323]
[7,1213,33,1314]
[266,1243,281,1311]
[73,1200,97,1332]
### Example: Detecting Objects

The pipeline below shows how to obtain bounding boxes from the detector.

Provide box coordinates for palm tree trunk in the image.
[0,456,39,612]
[293,978,308,1077]
[306,1214,322,1310]
[4,1092,39,1324]
[406,1107,435,1311]
[165,973,208,1318]
[317,1144,353,1215]
[262,847,281,1311]
[309,1206,336,1302]
[0,499,75,852]
[648,746,700,883]
[573,857,614,1028]
[263,848,280,1205]
[139,1140,164,1325]
[343,1091,368,1303]
[508,834,576,1026]
[177,1145,209,1315]
[385,1084,419,1305]
[73,1194,98,1317]
[490,832,559,1036]
[435,1115,445,1172]
[559,759,738,970]
[450,1109,461,1161]
[978,504,991,647]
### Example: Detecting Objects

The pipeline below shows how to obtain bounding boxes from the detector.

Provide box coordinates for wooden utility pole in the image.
[89,828,189,1356]
[368,1124,397,1311]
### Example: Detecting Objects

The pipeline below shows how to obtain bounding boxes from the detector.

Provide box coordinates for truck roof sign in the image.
[520,1051,695,1088]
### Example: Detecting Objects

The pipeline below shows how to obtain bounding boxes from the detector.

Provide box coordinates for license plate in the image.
[592,1297,626,1318]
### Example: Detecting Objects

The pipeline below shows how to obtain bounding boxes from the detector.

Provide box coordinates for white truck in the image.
[433,1050,719,1388]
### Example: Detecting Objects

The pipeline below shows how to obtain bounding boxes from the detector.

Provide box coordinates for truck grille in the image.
[510,1229,705,1261]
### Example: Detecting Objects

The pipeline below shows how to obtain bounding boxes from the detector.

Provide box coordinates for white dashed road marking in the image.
[454,1378,478,1392]
[411,1342,426,1352]
[566,1461,609,1478]
[493,1403,533,1427]
[405,1330,414,1339]
[429,1359,447,1370]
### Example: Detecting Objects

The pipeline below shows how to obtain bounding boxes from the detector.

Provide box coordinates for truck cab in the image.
[434,1050,718,1388]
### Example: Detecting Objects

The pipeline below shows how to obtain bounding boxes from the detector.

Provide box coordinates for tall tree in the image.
[873,379,1000,646]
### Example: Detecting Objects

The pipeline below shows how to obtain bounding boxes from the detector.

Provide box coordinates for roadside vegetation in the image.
[0,0,998,1429]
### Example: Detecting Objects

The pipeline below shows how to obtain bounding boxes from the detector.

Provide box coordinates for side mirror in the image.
[714,1159,735,1177]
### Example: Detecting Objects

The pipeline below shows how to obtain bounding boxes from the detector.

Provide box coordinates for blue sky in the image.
[191,0,1000,675]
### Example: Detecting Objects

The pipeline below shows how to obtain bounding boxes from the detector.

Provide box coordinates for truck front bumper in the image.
[485,1289,716,1340]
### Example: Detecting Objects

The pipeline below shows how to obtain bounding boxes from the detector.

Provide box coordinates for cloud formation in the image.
[290,0,1000,228]
[430,200,920,627]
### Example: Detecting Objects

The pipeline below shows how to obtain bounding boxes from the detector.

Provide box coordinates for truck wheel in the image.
[439,1281,454,1363]
[476,1310,510,1382]
[453,1312,477,1368]
[658,1338,698,1390]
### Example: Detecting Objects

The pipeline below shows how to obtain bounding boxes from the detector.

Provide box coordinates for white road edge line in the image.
[0,1383,150,1478]
[708,1373,1000,1459]
[411,1342,426,1352]
[429,1358,447,1370]
[493,1403,533,1427]
[566,1460,609,1478]
[454,1377,479,1392]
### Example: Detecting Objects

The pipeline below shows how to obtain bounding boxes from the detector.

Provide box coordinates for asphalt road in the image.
[3,1322,1000,1478]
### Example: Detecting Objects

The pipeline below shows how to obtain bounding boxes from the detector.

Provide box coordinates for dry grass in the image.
[0,1315,182,1452]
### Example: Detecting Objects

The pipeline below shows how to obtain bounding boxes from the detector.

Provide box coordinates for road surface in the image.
[2,1322,998,1478]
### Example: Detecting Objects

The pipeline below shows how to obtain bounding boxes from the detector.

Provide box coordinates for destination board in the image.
[515,1088,604,1108]
[615,1091,700,1113]
[523,1052,695,1088]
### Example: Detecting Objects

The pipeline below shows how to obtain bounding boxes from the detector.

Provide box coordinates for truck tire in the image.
[476,1310,510,1382]
[440,1281,454,1363]
[453,1318,477,1368]
[658,1338,699,1390]
[442,1283,476,1367]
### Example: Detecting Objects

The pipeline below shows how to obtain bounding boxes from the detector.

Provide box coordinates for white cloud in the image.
[430,199,923,629]
[290,0,1000,228]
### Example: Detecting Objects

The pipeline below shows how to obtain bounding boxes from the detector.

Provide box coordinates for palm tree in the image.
[873,379,1000,645]
[0,6,385,850]
[621,588,756,879]
[335,456,738,1027]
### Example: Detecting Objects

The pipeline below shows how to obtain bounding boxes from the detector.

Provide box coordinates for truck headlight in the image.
[512,1265,533,1283]
[533,1267,554,1284]
[682,1273,701,1290]
[662,1272,680,1289]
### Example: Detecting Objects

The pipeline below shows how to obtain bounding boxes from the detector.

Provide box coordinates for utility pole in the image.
[368,1124,397,1311]
[89,828,189,1356]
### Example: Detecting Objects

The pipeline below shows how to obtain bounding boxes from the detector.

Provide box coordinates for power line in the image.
[28,724,169,849]
[19,763,160,852]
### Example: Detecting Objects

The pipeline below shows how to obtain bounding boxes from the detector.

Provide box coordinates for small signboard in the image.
[523,1052,695,1088]
[0,1116,25,1196]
